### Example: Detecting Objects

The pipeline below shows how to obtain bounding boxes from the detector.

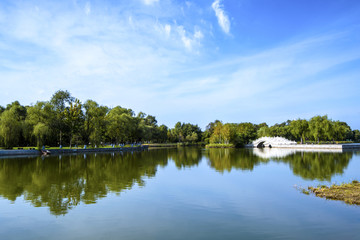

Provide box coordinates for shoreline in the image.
[0,146,149,157]
[245,143,360,150]
[206,143,360,150]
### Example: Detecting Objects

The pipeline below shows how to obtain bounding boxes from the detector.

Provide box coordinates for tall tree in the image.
[26,101,53,149]
[83,100,108,146]
[0,104,23,148]
[290,119,309,144]
[63,99,83,147]
[332,121,352,141]
[50,90,74,146]
[106,106,136,144]
[309,115,332,143]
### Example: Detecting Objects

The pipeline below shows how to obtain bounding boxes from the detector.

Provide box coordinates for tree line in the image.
[0,90,359,149]
[0,90,171,149]
[205,116,360,147]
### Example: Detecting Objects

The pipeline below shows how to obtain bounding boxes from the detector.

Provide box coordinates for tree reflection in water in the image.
[0,150,170,215]
[0,148,355,215]
[205,148,353,181]
[205,148,269,172]
[170,147,202,169]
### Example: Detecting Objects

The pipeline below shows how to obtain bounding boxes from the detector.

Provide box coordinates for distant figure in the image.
[84,145,87,149]
[60,145,62,149]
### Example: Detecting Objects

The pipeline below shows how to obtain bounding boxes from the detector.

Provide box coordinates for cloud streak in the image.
[212,0,230,34]
[143,0,159,5]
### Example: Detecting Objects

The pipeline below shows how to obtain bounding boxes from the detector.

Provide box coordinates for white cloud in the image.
[177,26,203,50]
[84,2,91,15]
[143,0,159,5]
[164,24,171,38]
[194,30,203,39]
[211,0,230,34]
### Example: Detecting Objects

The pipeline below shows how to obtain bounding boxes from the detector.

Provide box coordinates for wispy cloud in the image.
[164,24,171,38]
[84,2,91,15]
[212,0,230,34]
[143,0,159,5]
[177,26,203,50]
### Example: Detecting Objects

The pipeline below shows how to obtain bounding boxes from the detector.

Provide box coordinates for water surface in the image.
[0,148,359,239]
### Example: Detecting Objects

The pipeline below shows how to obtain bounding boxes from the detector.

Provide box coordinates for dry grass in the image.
[308,180,360,205]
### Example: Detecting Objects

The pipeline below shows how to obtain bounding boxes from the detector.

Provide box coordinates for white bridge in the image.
[251,137,297,148]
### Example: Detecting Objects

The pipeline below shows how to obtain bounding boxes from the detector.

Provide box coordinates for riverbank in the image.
[245,143,360,150]
[207,143,360,149]
[0,146,149,157]
[144,143,178,148]
[205,143,235,148]
[145,143,205,148]
[308,181,360,205]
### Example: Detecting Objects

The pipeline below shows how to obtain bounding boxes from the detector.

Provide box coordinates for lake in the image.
[0,148,359,239]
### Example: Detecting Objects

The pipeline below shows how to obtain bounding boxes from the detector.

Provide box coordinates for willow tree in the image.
[83,100,108,146]
[290,119,309,144]
[50,90,74,146]
[63,99,83,147]
[106,106,136,144]
[26,101,53,149]
[0,106,22,148]
[309,115,332,143]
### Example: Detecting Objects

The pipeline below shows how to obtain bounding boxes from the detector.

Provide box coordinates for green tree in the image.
[332,121,352,141]
[210,121,224,143]
[33,123,50,149]
[63,99,83,147]
[26,101,54,149]
[0,104,23,148]
[106,106,136,143]
[50,90,74,146]
[155,125,168,143]
[353,130,360,142]
[257,126,270,138]
[83,100,108,146]
[235,122,257,145]
[309,115,332,143]
[290,119,309,143]
[268,122,292,139]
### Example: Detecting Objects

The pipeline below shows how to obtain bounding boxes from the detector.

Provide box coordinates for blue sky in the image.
[0,0,359,129]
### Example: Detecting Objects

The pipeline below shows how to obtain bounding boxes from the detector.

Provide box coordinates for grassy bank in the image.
[307,180,360,205]
[1,145,141,150]
[205,143,235,148]
[144,143,178,148]
[145,142,205,148]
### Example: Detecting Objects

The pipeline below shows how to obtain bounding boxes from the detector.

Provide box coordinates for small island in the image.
[308,181,360,205]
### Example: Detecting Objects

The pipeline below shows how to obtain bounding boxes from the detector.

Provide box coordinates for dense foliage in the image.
[0,90,171,149]
[0,90,359,148]
[205,116,359,146]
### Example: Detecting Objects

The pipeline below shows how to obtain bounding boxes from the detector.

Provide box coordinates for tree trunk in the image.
[60,130,62,146]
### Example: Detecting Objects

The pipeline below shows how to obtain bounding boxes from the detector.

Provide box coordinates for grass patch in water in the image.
[308,180,360,205]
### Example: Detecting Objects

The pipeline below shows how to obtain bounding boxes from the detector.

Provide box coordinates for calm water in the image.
[0,148,360,239]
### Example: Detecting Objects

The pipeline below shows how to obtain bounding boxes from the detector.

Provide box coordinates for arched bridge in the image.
[251,137,297,148]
